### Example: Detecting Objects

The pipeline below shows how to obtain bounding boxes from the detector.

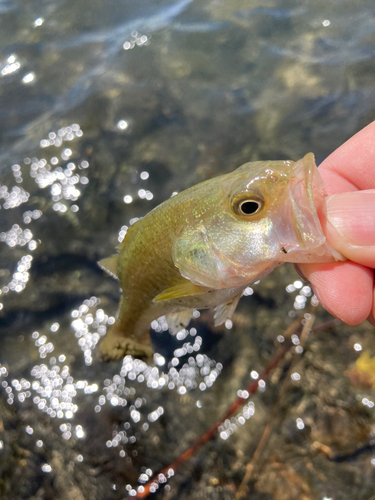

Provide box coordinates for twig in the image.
[311,318,341,333]
[234,420,274,500]
[134,315,307,499]
[234,314,316,499]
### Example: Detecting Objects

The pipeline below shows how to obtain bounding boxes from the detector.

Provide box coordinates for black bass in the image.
[99,153,342,360]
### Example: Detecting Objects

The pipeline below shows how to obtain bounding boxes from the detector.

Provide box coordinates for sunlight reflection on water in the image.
[1,0,375,498]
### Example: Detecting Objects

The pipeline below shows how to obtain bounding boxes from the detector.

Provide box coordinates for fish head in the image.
[173,153,343,289]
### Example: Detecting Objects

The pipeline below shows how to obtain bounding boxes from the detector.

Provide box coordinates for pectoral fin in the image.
[166,309,194,335]
[98,255,118,279]
[213,292,243,327]
[153,281,207,303]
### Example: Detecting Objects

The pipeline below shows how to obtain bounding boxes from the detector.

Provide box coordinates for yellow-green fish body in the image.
[99,153,342,361]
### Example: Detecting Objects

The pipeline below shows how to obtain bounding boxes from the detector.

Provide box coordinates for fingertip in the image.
[318,120,375,191]
[296,262,373,326]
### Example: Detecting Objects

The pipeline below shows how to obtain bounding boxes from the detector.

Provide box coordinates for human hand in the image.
[296,121,375,326]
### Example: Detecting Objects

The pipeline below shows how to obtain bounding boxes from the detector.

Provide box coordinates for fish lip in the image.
[290,152,326,249]
[275,154,344,263]
[275,153,336,262]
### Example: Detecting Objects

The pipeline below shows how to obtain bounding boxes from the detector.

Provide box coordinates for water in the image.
[1,0,375,498]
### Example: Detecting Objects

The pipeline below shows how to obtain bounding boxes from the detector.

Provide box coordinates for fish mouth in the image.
[290,153,326,249]
[277,153,341,263]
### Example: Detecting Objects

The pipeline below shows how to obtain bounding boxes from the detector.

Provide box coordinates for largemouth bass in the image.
[99,153,342,360]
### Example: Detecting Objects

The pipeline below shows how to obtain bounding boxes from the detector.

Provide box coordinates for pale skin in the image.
[297,121,375,326]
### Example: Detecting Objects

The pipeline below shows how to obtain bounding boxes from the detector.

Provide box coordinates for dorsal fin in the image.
[98,255,118,279]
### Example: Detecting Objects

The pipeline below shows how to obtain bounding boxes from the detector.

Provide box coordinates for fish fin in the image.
[213,292,243,327]
[166,309,194,335]
[99,323,153,361]
[98,255,118,279]
[153,281,207,303]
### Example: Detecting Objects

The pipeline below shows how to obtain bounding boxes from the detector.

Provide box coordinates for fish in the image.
[98,153,343,361]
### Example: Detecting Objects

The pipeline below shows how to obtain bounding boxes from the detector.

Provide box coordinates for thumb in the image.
[323,190,375,268]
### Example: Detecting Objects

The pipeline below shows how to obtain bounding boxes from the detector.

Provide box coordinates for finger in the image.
[318,168,357,196]
[322,190,375,268]
[296,261,373,325]
[318,120,375,191]
[368,287,375,327]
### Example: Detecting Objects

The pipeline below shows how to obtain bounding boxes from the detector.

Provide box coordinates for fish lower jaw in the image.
[279,241,345,263]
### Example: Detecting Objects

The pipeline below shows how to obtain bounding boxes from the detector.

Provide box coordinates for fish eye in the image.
[232,196,264,217]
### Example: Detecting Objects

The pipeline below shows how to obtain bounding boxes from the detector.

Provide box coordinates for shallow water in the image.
[1,0,375,499]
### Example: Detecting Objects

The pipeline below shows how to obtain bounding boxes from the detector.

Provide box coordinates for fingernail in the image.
[325,191,375,246]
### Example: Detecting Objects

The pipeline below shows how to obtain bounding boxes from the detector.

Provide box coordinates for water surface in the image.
[1,0,375,499]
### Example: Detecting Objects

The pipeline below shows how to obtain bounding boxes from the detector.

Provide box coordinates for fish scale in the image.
[98,153,343,361]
